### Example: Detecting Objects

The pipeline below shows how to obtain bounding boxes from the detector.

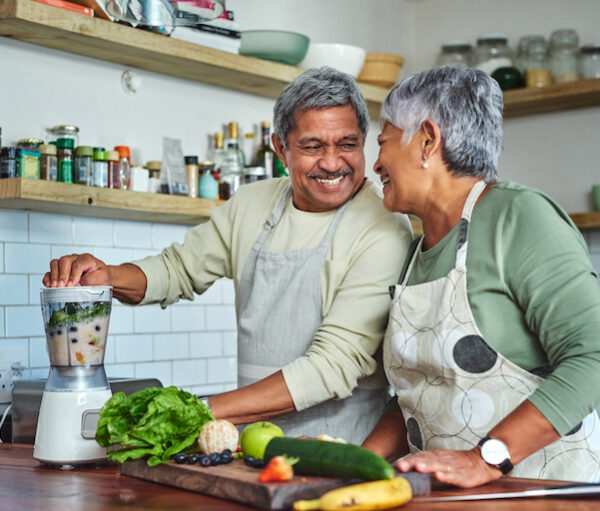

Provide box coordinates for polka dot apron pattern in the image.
[383,180,600,482]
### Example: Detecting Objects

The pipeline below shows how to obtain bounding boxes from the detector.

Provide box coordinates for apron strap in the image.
[400,236,424,286]
[252,181,294,251]
[455,180,487,270]
[318,199,350,250]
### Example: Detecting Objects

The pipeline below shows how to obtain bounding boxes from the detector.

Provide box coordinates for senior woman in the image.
[362,66,600,488]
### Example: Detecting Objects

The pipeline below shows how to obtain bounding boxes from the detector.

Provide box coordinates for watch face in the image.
[481,438,510,465]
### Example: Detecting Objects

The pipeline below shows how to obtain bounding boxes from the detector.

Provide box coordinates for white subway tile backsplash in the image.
[93,247,135,266]
[190,332,223,358]
[29,274,46,305]
[207,357,236,384]
[134,304,170,333]
[152,223,189,249]
[105,363,135,379]
[173,359,206,387]
[104,335,116,364]
[222,331,237,356]
[0,338,30,368]
[0,210,28,242]
[5,243,51,274]
[222,278,235,304]
[109,305,134,334]
[205,305,237,331]
[171,305,205,332]
[29,336,49,368]
[0,274,29,304]
[73,217,114,246]
[154,333,189,360]
[0,307,4,337]
[0,243,4,272]
[5,306,44,337]
[115,220,153,249]
[133,248,158,260]
[135,361,171,386]
[197,279,222,305]
[29,213,72,245]
[51,244,94,259]
[114,334,153,363]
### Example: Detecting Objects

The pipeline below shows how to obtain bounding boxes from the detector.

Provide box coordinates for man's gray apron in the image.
[237,182,386,444]
[384,180,600,481]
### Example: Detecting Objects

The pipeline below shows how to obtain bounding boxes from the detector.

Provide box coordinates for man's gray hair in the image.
[380,66,503,182]
[273,66,369,148]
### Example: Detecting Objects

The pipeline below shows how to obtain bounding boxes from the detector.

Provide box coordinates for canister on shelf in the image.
[39,144,58,181]
[146,160,161,193]
[436,41,473,68]
[242,166,266,184]
[17,139,44,152]
[474,34,514,75]
[18,149,40,179]
[515,35,545,72]
[521,39,552,88]
[92,147,108,187]
[579,44,600,79]
[106,150,120,189]
[56,137,74,183]
[47,125,79,148]
[549,29,580,83]
[74,145,93,185]
[198,161,218,199]
[1,147,19,178]
[184,155,199,198]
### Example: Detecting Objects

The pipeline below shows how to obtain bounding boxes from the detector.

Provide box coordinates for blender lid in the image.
[41,286,112,302]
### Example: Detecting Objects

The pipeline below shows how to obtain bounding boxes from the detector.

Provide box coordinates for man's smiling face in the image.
[273,104,366,212]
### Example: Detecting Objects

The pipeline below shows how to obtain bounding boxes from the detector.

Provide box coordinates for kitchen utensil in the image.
[299,43,366,78]
[414,482,600,502]
[34,286,113,468]
[239,30,310,66]
[357,52,404,89]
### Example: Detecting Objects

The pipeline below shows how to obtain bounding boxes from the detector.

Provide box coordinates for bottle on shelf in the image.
[107,150,120,188]
[219,122,244,199]
[209,132,225,177]
[56,137,74,183]
[254,121,276,179]
[92,147,108,187]
[114,145,131,190]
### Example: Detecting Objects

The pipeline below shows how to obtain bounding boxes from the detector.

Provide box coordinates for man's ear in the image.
[272,133,288,169]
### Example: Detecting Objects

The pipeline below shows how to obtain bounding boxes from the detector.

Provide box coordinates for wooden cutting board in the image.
[121,458,430,509]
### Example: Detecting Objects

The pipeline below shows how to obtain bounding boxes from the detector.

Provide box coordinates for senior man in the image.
[44,67,413,444]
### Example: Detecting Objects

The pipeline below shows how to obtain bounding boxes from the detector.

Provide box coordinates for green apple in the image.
[240,421,284,459]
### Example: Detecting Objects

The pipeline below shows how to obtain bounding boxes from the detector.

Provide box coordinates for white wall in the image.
[1,0,600,393]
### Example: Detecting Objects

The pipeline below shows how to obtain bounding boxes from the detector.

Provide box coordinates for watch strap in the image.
[477,435,514,475]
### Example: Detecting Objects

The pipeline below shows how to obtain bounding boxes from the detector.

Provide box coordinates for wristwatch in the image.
[477,436,513,475]
[199,396,211,410]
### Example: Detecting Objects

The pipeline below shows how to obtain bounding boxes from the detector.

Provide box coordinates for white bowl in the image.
[299,43,367,77]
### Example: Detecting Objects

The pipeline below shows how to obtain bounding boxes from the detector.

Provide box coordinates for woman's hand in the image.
[43,253,109,288]
[396,448,502,488]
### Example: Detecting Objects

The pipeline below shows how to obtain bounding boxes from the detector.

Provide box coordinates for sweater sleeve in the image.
[282,212,413,411]
[503,191,600,436]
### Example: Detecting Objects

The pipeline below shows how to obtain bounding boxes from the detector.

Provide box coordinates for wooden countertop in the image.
[2,443,599,510]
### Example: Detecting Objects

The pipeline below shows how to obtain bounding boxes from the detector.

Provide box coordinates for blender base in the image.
[33,388,112,465]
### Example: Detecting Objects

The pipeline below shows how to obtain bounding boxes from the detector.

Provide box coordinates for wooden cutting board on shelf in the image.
[121,458,430,509]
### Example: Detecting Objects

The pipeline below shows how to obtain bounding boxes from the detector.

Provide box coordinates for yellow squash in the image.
[293,477,412,511]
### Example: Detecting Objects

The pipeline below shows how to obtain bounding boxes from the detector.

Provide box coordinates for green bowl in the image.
[240,30,310,66]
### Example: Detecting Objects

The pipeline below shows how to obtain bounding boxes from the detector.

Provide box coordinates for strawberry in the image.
[258,455,299,483]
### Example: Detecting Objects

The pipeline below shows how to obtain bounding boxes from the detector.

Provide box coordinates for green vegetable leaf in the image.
[96,386,214,465]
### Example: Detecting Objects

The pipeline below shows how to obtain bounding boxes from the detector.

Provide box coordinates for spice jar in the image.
[92,147,108,187]
[521,39,552,88]
[18,149,40,179]
[1,147,19,178]
[17,139,43,152]
[436,41,474,68]
[198,161,218,199]
[474,34,514,75]
[579,44,600,79]
[106,150,120,189]
[146,160,161,193]
[47,125,79,148]
[549,29,580,83]
[39,144,58,181]
[184,155,199,198]
[515,35,545,73]
[56,137,74,183]
[74,146,93,185]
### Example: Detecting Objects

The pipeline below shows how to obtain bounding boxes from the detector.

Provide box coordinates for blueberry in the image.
[209,452,221,465]
[244,456,264,468]
[220,452,233,464]
[71,338,78,344]
[69,326,78,332]
[95,325,101,331]
[187,454,200,465]
[199,455,211,467]
[173,453,188,464]
[221,448,232,456]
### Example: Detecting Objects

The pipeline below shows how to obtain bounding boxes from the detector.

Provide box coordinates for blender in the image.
[34,286,113,467]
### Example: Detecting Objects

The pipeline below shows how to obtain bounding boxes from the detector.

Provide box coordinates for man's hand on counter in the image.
[43,253,147,304]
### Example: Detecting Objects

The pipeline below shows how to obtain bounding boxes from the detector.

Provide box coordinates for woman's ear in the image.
[271,133,288,168]
[421,120,442,158]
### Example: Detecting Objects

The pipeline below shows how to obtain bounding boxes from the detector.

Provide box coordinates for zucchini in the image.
[263,437,395,481]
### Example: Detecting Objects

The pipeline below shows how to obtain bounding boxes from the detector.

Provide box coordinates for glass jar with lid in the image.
[74,146,93,185]
[474,34,514,75]
[17,139,44,152]
[56,137,74,183]
[39,144,58,181]
[436,41,474,68]
[521,39,552,88]
[579,44,600,79]
[47,125,79,148]
[549,29,580,83]
[515,35,545,73]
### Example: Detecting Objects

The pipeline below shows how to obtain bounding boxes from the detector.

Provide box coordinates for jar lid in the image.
[17,138,44,146]
[146,160,161,170]
[75,145,94,156]
[56,137,75,149]
[260,121,271,128]
[1,146,18,158]
[41,286,112,303]
[581,44,600,54]
[184,155,199,165]
[198,160,215,167]
[550,29,579,47]
[106,150,120,161]
[441,40,472,51]
[93,148,107,160]
[39,144,57,155]
[114,145,131,159]
[50,125,79,134]
[477,34,508,45]
[243,166,266,176]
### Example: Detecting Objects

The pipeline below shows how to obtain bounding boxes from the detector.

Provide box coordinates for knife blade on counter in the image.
[413,482,600,502]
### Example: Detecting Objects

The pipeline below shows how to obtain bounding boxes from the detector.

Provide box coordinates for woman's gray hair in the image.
[273,66,369,148]
[380,66,503,182]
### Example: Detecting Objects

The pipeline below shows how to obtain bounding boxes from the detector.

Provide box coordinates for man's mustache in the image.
[307,168,353,179]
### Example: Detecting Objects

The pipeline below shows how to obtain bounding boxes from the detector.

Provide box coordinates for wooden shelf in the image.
[0,178,223,224]
[2,0,599,121]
